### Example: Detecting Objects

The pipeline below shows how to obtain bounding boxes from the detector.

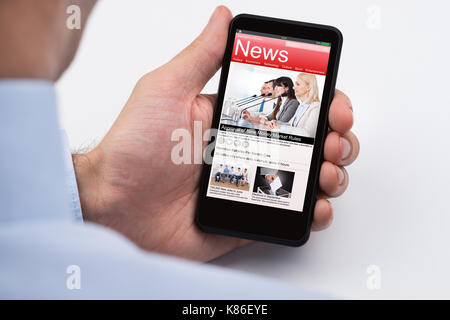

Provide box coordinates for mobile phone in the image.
[195,13,343,246]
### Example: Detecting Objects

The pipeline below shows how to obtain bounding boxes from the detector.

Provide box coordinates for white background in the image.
[58,0,450,298]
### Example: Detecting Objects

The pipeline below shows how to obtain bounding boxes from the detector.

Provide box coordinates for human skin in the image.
[0,0,96,80]
[265,174,277,183]
[0,2,359,262]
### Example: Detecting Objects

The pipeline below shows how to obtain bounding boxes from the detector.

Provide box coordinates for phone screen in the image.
[206,29,331,213]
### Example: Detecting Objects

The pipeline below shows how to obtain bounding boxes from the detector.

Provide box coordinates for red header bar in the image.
[231,33,330,75]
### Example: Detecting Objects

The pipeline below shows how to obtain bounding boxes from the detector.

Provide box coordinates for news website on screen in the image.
[207,29,331,212]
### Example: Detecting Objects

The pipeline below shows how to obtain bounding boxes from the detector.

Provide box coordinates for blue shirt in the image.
[0,80,325,299]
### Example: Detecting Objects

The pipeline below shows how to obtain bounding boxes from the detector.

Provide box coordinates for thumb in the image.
[166,6,232,95]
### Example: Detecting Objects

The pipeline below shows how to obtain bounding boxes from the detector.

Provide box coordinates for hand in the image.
[265,174,277,183]
[74,6,359,262]
[266,120,280,130]
[241,110,251,121]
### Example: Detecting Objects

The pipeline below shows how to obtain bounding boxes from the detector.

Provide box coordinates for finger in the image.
[323,130,360,166]
[328,89,353,134]
[201,93,217,106]
[311,198,333,231]
[319,161,349,197]
[167,6,232,94]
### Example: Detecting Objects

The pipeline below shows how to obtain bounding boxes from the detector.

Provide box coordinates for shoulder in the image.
[287,99,299,107]
[308,101,320,111]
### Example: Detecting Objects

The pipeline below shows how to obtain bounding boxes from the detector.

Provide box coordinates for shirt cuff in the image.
[61,130,83,223]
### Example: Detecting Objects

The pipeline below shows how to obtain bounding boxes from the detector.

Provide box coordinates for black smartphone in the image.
[195,13,343,246]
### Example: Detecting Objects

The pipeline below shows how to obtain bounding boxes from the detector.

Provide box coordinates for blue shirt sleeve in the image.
[61,130,83,223]
[0,80,71,223]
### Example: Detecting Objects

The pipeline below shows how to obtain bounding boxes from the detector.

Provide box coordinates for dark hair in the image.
[270,77,296,119]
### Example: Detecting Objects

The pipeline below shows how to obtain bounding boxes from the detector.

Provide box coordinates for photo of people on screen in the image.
[221,72,322,138]
[252,167,295,198]
[243,76,298,123]
[210,163,250,191]
[256,79,276,114]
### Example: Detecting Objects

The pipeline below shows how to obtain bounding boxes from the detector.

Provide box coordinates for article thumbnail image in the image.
[252,166,295,198]
[210,162,250,191]
[220,63,325,138]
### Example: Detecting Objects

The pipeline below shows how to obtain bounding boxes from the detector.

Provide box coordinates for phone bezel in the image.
[195,14,343,246]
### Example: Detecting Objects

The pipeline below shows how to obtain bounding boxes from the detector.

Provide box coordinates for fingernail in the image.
[336,166,345,185]
[346,96,353,113]
[209,6,220,23]
[340,137,351,160]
